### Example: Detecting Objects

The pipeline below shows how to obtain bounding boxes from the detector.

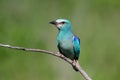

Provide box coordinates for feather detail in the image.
[73,35,80,60]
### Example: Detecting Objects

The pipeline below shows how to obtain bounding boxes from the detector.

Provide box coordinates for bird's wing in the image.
[73,35,80,60]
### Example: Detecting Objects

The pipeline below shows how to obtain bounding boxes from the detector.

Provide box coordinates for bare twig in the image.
[0,43,92,80]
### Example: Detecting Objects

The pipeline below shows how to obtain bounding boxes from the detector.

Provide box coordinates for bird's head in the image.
[50,19,72,31]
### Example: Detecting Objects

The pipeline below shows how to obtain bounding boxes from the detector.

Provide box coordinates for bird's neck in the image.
[57,29,73,41]
[59,29,73,35]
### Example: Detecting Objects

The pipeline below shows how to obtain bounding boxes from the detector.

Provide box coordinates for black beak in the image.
[49,20,57,25]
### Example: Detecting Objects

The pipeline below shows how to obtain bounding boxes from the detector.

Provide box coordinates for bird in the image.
[50,19,80,71]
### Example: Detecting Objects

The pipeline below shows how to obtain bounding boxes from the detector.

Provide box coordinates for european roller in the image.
[50,19,80,71]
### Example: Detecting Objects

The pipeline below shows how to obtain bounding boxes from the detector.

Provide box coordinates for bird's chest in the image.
[57,32,74,60]
[57,31,73,50]
[59,40,73,50]
[58,38,74,60]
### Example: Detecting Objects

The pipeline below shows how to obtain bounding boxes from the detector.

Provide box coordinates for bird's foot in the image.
[60,54,65,58]
[72,60,78,66]
[57,52,65,58]
[72,60,79,71]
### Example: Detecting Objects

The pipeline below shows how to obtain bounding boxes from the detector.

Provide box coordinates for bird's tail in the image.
[72,60,79,71]
[72,65,79,71]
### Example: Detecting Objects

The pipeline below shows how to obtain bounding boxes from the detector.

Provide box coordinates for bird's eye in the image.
[61,22,65,24]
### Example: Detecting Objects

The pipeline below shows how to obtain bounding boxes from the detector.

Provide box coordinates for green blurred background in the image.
[0,0,120,80]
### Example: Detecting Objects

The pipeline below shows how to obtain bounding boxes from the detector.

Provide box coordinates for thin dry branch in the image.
[0,43,92,80]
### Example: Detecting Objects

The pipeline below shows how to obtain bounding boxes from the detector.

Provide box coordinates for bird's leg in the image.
[72,60,78,66]
[72,60,79,71]
[57,52,65,58]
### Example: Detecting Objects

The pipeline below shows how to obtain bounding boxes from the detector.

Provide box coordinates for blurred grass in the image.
[0,0,120,80]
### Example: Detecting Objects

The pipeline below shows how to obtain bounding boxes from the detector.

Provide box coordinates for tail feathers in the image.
[72,65,79,71]
[72,60,79,71]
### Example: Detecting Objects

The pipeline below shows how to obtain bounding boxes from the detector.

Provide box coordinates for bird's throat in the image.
[57,30,73,42]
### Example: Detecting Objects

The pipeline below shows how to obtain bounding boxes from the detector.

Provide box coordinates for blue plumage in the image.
[73,35,80,60]
[50,19,80,71]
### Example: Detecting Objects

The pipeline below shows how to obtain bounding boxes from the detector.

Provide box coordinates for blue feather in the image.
[73,35,80,60]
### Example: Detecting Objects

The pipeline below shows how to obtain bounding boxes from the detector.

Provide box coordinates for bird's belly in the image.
[60,40,73,49]
[59,41,74,60]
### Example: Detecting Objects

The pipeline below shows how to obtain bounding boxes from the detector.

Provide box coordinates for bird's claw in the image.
[57,52,65,58]
[72,60,78,66]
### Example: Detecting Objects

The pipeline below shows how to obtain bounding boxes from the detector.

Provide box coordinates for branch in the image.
[0,43,92,80]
